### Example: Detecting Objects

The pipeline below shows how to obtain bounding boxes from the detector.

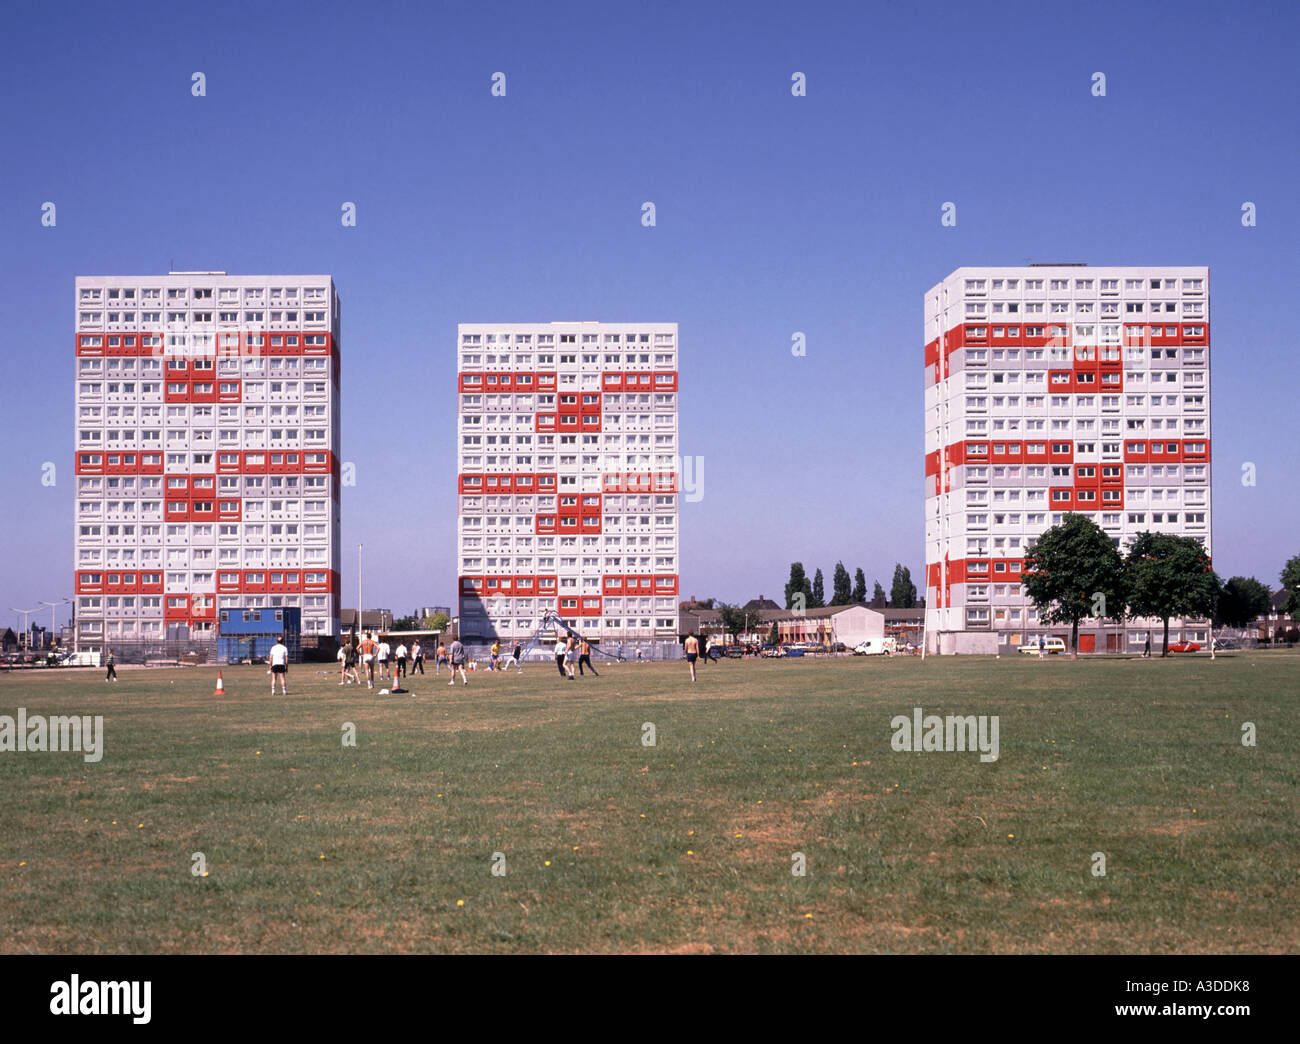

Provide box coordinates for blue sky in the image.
[2,0,1298,626]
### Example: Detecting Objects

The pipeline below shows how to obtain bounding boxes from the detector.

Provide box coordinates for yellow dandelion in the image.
[1008,833,1015,839]
[735,832,743,838]
[640,814,646,819]
[137,823,144,828]
[456,899,465,907]
[319,854,326,860]
[686,850,694,855]
[18,861,26,867]
[687,830,694,836]
[111,820,117,825]
[805,913,813,919]
[544,860,551,867]
[202,871,210,877]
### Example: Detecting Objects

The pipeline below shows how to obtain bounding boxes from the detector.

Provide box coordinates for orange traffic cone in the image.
[214,670,225,697]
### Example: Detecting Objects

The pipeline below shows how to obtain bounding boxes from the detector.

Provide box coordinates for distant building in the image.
[742,596,782,612]
[217,607,301,663]
[339,609,393,633]
[770,605,884,648]
[417,606,451,620]
[1254,588,1297,643]
[881,607,925,647]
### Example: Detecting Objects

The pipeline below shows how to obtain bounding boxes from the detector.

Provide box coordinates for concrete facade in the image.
[924,266,1212,653]
[73,273,341,648]
[457,322,680,641]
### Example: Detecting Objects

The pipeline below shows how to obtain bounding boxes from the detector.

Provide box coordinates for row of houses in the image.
[676,598,925,650]
[674,590,1300,652]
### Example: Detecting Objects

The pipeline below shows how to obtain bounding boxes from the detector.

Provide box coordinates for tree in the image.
[767,623,780,645]
[871,581,887,609]
[784,563,808,610]
[890,564,917,609]
[851,568,867,605]
[392,615,419,631]
[422,612,451,632]
[1125,533,1220,658]
[1021,514,1126,660]
[1214,576,1271,630]
[811,569,826,608]
[831,562,852,605]
[716,603,756,643]
[1281,555,1300,620]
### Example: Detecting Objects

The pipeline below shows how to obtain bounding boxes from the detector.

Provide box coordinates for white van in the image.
[1018,637,1067,655]
[854,636,897,656]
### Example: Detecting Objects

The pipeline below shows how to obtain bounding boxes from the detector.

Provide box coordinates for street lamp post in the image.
[39,599,70,650]
[8,607,39,651]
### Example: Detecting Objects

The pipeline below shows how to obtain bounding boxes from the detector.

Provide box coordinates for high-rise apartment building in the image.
[73,273,342,648]
[924,266,1211,654]
[457,322,680,643]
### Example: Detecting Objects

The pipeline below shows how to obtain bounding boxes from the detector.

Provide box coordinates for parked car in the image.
[722,645,745,658]
[1018,637,1067,655]
[1213,638,1236,650]
[1168,641,1202,653]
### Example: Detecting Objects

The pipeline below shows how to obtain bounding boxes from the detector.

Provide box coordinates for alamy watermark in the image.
[0,708,103,763]
[890,707,999,762]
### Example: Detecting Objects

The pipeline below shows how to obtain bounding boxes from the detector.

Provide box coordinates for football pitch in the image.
[1,653,1295,954]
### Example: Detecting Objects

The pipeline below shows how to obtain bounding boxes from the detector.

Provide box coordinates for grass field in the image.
[1,652,1296,954]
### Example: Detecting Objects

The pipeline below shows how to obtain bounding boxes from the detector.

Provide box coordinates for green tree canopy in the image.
[1281,554,1300,620]
[871,581,887,608]
[784,563,808,611]
[1126,532,1220,657]
[1022,514,1126,659]
[851,568,867,604]
[831,562,853,605]
[811,569,826,608]
[422,612,451,632]
[890,564,917,609]
[1214,576,1271,630]
[716,603,758,642]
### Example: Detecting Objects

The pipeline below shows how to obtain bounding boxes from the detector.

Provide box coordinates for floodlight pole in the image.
[8,607,40,649]
[39,599,70,648]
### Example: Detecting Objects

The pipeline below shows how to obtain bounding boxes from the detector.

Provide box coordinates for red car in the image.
[1167,641,1202,653]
